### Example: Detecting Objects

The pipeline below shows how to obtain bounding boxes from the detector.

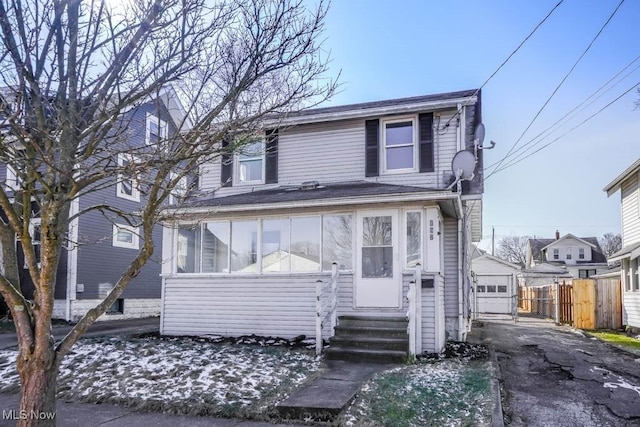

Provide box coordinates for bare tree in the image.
[599,232,622,258]
[496,235,530,269]
[0,0,336,425]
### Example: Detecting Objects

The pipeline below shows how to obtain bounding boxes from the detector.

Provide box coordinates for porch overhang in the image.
[165,182,463,220]
[608,241,640,262]
[603,159,640,197]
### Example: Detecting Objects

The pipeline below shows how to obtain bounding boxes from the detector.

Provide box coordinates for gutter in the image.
[270,96,477,127]
[167,191,464,218]
[65,197,80,322]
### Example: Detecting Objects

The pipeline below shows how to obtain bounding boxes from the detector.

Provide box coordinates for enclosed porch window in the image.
[176,214,352,274]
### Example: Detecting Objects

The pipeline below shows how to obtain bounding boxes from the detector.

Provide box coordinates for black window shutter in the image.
[365,119,379,177]
[265,129,278,184]
[221,138,232,187]
[419,113,434,173]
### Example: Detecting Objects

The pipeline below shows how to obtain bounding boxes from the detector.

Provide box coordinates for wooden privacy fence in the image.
[518,286,554,318]
[558,284,572,324]
[519,278,622,329]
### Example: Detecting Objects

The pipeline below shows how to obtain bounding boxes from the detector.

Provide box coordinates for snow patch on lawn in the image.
[342,359,493,427]
[0,336,320,419]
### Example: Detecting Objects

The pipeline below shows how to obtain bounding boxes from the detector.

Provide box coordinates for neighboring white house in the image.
[604,158,640,331]
[470,248,519,316]
[525,232,609,279]
[160,89,485,356]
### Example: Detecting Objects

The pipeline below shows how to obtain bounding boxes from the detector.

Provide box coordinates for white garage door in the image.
[476,275,513,314]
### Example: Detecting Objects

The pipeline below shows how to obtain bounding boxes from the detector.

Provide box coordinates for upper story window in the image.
[566,252,572,260]
[365,113,433,178]
[4,147,25,192]
[235,141,265,185]
[116,154,140,202]
[578,248,585,259]
[221,130,278,188]
[21,219,42,268]
[553,249,559,260]
[382,117,417,173]
[5,162,19,191]
[169,172,188,205]
[146,114,168,148]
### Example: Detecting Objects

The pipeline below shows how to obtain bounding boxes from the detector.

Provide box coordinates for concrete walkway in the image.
[276,360,394,421]
[0,393,306,427]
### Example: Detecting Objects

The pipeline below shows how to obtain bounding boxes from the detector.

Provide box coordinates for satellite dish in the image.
[475,123,485,146]
[451,150,476,181]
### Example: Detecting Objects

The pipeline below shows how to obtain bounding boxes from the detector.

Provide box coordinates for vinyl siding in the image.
[464,198,482,243]
[76,191,163,300]
[621,173,640,246]
[75,102,176,300]
[421,276,445,353]
[443,217,460,340]
[623,291,640,329]
[443,218,459,318]
[162,274,325,338]
[199,110,463,195]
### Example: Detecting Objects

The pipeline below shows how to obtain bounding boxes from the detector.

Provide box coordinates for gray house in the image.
[604,159,640,331]
[0,88,185,321]
[161,89,484,357]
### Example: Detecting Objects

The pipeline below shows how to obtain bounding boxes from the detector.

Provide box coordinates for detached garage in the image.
[471,253,520,316]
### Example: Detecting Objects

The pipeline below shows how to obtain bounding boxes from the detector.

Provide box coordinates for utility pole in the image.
[492,226,495,256]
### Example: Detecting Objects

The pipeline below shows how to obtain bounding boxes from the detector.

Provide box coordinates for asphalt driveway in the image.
[468,314,640,427]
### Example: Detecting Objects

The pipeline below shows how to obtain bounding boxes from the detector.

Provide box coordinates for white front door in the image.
[355,211,401,308]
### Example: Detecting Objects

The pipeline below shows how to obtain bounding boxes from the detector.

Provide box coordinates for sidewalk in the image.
[0,317,160,350]
[0,393,306,427]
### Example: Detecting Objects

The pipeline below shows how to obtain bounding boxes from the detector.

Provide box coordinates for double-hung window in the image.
[382,117,417,173]
[22,219,42,268]
[116,154,140,201]
[146,114,168,149]
[235,140,264,184]
[169,172,188,205]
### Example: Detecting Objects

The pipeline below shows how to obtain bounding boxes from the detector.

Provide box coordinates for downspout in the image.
[458,104,466,151]
[457,217,464,341]
[65,196,80,322]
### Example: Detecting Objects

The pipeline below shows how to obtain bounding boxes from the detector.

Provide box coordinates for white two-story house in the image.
[604,159,640,331]
[160,89,484,358]
[525,231,609,280]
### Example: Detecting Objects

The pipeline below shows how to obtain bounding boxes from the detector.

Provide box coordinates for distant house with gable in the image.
[525,231,609,280]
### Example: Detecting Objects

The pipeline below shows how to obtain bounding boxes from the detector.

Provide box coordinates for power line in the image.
[488,0,626,177]
[485,52,640,171]
[439,0,565,130]
[488,79,639,176]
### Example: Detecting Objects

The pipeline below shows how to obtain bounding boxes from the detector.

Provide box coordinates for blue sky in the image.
[316,0,640,250]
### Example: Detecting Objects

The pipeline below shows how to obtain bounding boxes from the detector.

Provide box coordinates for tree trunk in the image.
[16,354,58,427]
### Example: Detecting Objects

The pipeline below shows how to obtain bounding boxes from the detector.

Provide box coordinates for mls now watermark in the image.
[3,410,56,421]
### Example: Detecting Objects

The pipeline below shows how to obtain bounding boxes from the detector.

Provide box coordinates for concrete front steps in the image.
[325,315,409,363]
